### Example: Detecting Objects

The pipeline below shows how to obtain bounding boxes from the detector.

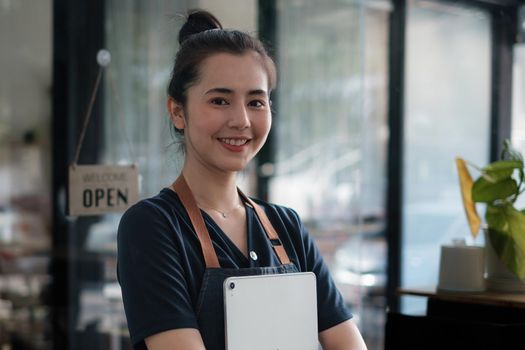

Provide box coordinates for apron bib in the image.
[173,175,298,350]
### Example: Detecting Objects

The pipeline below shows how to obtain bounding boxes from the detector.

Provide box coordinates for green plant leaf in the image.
[482,160,523,182]
[486,204,525,279]
[471,177,518,203]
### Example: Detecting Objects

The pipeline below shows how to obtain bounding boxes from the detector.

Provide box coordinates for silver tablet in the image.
[223,272,318,350]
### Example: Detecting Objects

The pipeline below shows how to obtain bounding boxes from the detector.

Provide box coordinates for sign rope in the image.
[72,49,136,166]
[72,66,103,165]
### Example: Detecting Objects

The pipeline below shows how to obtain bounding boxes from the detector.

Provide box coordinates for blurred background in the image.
[0,0,524,349]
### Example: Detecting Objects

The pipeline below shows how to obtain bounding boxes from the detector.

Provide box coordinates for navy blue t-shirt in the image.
[117,188,352,348]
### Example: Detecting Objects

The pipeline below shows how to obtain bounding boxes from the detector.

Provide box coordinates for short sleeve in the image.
[117,201,198,346]
[288,209,353,332]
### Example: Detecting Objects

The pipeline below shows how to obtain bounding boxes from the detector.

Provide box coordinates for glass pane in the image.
[272,1,391,349]
[71,1,259,348]
[402,0,491,313]
[511,43,525,208]
[512,44,525,160]
[73,3,191,347]
[103,1,187,197]
[0,0,53,348]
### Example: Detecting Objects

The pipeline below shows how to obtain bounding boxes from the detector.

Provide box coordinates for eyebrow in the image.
[205,87,268,96]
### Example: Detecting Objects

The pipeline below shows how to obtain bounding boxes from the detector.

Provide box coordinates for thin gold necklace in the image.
[198,202,243,219]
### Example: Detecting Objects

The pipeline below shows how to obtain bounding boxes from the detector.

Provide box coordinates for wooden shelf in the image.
[398,286,525,309]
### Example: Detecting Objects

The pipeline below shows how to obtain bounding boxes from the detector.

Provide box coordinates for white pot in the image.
[484,228,525,292]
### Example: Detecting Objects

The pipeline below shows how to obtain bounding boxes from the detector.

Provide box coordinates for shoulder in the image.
[249,198,325,273]
[118,188,186,245]
[250,198,303,229]
[120,188,182,226]
[117,189,194,276]
[248,198,309,248]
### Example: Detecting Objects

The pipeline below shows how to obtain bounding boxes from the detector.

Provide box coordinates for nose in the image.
[228,103,250,129]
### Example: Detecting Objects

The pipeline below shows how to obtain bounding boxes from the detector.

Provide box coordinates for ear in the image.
[167,97,186,130]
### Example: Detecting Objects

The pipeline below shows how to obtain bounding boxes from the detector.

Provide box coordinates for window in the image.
[70,1,259,348]
[511,43,525,207]
[512,44,525,157]
[0,0,53,348]
[401,0,491,313]
[272,1,391,348]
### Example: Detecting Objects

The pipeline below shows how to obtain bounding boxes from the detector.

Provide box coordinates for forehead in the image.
[195,52,269,92]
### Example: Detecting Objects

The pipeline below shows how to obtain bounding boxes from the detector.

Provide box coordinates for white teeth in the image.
[220,138,248,146]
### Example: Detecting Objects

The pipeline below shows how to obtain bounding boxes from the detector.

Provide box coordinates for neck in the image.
[180,161,239,210]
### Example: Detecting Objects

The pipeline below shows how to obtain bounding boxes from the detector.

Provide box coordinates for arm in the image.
[118,202,202,347]
[145,329,206,350]
[319,319,368,350]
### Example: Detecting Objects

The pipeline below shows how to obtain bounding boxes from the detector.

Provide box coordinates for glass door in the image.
[512,43,525,152]
[272,1,391,348]
[67,1,260,349]
[0,0,53,348]
[401,0,491,313]
[511,43,525,207]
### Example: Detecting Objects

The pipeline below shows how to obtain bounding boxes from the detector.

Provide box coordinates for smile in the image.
[219,138,250,146]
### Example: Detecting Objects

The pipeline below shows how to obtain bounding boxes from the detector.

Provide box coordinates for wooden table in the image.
[398,286,525,309]
[385,287,525,350]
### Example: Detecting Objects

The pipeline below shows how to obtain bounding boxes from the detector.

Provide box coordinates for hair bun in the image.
[178,10,223,45]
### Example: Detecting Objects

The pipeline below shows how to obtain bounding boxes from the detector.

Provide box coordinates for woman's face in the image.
[170,52,272,174]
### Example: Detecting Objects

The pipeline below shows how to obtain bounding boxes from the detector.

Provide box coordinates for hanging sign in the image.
[68,164,139,216]
[68,50,140,216]
[67,49,140,217]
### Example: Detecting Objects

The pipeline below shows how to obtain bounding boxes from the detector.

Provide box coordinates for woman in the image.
[118,10,367,350]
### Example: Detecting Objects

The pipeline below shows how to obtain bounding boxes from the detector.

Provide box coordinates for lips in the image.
[218,137,251,152]
[219,138,249,146]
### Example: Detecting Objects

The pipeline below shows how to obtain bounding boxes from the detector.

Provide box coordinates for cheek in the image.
[261,115,272,136]
[251,116,271,152]
[185,106,218,134]
[253,112,271,133]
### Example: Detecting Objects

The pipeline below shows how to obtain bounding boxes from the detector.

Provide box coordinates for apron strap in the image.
[237,191,291,265]
[172,174,291,268]
[173,176,221,268]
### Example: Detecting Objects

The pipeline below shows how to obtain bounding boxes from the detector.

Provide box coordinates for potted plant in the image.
[457,140,525,291]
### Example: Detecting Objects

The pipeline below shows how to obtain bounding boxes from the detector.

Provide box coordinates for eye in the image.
[248,100,266,108]
[210,98,229,106]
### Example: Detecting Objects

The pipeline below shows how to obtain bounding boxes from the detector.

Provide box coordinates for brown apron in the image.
[172,175,298,350]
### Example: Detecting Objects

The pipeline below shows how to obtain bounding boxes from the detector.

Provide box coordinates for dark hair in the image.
[167,9,277,107]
